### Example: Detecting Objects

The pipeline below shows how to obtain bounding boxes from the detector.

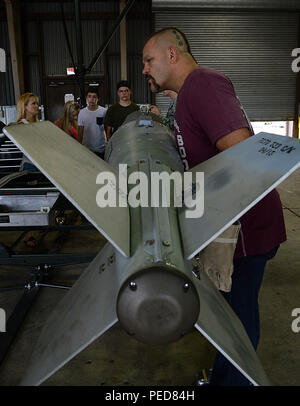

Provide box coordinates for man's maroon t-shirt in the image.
[174,66,286,258]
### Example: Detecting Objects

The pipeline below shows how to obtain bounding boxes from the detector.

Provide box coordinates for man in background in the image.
[149,89,177,132]
[104,80,139,140]
[78,89,107,159]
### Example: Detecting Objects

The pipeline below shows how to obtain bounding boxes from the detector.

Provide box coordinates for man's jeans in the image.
[209,246,279,386]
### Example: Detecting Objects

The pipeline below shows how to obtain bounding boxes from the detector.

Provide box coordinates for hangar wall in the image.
[0,0,152,120]
[154,9,299,121]
[1,1,299,123]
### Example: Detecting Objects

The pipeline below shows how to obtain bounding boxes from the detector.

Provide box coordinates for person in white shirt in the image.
[78,89,107,159]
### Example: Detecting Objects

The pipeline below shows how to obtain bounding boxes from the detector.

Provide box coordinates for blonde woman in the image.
[54,101,81,142]
[17,92,39,172]
[17,92,39,124]
[16,93,40,247]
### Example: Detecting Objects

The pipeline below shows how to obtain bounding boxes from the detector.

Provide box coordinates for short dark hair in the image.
[86,88,99,98]
[117,80,131,91]
[145,27,196,62]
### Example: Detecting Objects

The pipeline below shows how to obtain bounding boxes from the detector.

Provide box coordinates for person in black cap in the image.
[104,80,139,140]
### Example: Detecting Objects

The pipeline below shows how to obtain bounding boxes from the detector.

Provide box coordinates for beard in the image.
[145,74,161,93]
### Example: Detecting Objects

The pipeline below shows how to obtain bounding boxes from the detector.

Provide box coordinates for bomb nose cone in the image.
[117,267,200,345]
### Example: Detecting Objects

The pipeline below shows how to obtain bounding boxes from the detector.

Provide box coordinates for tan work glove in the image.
[193,222,241,292]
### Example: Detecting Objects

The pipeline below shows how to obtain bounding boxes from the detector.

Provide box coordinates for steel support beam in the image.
[120,0,127,80]
[4,0,24,102]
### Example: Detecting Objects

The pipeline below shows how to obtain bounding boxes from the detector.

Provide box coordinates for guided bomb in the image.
[4,111,300,386]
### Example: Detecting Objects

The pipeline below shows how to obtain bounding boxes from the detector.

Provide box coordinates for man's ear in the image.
[168,45,178,64]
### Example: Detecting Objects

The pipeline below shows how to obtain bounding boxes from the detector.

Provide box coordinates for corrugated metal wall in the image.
[0,0,151,107]
[154,11,298,121]
[153,0,300,10]
[42,20,105,76]
[126,18,151,105]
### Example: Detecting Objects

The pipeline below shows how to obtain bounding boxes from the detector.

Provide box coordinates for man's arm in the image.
[216,127,250,151]
[105,125,113,141]
[78,126,84,143]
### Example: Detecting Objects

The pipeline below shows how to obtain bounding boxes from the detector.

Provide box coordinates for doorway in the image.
[44,76,105,122]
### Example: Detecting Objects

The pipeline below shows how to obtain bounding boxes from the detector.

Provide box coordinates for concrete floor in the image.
[0,169,299,386]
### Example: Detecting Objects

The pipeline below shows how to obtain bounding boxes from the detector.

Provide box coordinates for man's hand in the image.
[78,126,84,143]
[105,125,112,141]
[149,105,161,116]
